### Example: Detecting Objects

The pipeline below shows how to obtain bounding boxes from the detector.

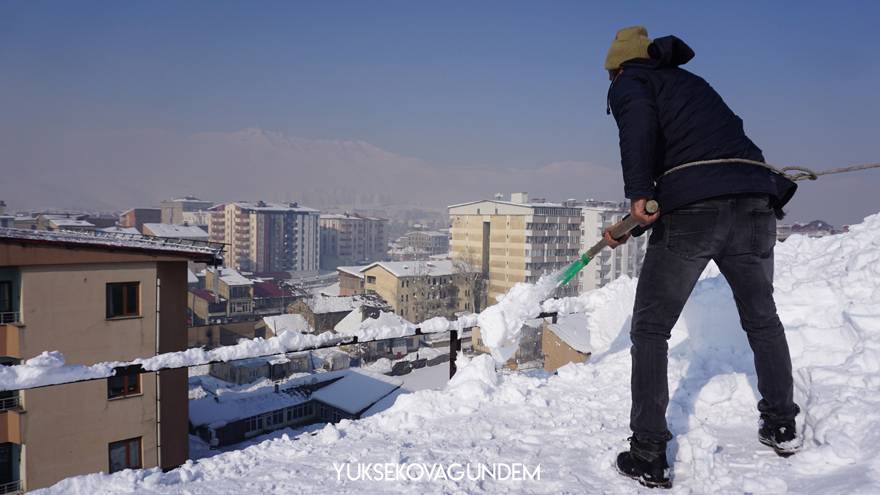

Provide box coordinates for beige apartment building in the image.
[0,228,222,491]
[361,260,483,323]
[449,193,582,302]
[209,201,320,274]
[576,200,647,293]
[319,213,388,270]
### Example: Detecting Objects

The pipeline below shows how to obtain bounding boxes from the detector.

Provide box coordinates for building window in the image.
[108,437,141,473]
[107,365,141,399]
[366,276,376,284]
[106,282,140,318]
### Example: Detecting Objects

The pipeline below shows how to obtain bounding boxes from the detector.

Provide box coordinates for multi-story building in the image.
[209,202,320,274]
[0,227,222,491]
[319,213,388,270]
[361,260,483,323]
[389,230,450,261]
[577,200,647,292]
[448,192,582,302]
[118,208,162,233]
[337,265,367,296]
[160,197,215,226]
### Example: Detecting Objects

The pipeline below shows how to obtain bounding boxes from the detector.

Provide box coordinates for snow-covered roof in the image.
[361,260,475,277]
[310,368,402,415]
[337,265,368,278]
[306,294,363,314]
[547,313,592,354]
[48,218,95,228]
[235,201,318,213]
[210,267,253,286]
[263,314,312,334]
[101,226,141,235]
[0,227,224,262]
[189,376,311,427]
[142,223,209,239]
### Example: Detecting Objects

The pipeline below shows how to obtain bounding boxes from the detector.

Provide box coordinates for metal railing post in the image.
[449,329,459,378]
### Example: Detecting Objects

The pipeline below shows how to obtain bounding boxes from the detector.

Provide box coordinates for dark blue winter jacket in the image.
[608,35,796,214]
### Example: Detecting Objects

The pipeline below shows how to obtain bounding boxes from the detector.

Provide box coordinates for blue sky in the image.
[1,1,878,223]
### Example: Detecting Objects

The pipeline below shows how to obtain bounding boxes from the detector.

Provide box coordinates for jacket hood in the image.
[647,35,694,67]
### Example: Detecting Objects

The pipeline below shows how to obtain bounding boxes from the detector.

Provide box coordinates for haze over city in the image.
[2,0,878,225]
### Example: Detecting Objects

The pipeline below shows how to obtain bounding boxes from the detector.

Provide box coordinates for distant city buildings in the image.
[389,230,450,261]
[160,197,215,226]
[777,220,844,241]
[449,192,582,302]
[209,201,320,274]
[118,208,161,233]
[318,213,388,270]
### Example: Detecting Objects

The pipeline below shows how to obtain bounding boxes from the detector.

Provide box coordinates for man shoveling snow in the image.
[603,26,801,488]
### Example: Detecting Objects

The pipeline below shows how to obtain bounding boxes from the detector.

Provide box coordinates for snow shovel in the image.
[557,200,659,287]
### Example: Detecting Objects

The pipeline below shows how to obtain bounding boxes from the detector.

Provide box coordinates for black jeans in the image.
[630,194,799,443]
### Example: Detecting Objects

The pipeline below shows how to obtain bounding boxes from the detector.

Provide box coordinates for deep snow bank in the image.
[37,213,880,494]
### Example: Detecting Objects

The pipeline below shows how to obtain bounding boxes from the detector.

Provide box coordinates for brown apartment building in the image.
[0,228,222,491]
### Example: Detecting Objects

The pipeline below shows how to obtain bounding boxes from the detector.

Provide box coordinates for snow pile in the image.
[476,273,560,362]
[345,311,416,340]
[36,212,880,494]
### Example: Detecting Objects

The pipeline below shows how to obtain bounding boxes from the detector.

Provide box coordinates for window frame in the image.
[106,282,141,319]
[107,365,143,400]
[108,437,142,473]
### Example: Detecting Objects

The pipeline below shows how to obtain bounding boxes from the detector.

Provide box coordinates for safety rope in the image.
[657,158,880,183]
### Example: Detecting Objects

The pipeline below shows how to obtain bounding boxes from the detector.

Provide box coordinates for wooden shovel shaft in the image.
[584,200,659,258]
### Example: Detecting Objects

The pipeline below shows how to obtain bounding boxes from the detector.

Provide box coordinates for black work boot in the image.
[758,419,801,457]
[616,436,672,489]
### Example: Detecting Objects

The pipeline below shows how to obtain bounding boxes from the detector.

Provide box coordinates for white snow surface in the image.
[36,212,880,494]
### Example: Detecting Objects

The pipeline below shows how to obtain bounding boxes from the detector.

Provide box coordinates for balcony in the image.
[0,395,20,413]
[0,481,20,495]
[0,313,18,325]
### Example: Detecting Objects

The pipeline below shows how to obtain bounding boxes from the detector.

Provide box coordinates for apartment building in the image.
[577,200,646,293]
[118,208,162,233]
[448,192,582,302]
[0,227,223,491]
[160,197,215,226]
[319,213,388,270]
[361,260,483,323]
[209,201,320,274]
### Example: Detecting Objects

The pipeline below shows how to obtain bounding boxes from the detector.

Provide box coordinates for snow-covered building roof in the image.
[48,218,95,228]
[337,265,368,279]
[263,314,312,334]
[361,260,471,278]
[234,201,318,213]
[306,294,365,314]
[310,368,402,415]
[0,227,224,264]
[208,267,253,286]
[142,223,209,240]
[101,226,141,235]
[547,313,592,354]
[189,377,311,428]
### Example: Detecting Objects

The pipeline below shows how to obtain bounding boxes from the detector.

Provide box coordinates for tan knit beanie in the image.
[604,26,651,70]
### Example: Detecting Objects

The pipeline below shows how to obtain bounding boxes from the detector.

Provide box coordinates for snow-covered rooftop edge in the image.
[0,311,476,392]
[36,213,880,494]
